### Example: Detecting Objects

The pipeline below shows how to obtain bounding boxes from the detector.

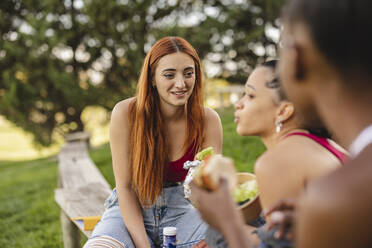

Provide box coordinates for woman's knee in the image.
[83,235,126,248]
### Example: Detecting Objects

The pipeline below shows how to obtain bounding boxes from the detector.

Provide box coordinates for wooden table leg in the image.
[61,210,81,248]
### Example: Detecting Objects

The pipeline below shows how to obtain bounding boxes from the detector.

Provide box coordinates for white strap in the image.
[349,124,372,157]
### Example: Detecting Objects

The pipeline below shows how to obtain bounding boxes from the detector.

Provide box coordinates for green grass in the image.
[0,158,62,247]
[218,108,266,172]
[0,108,265,247]
[89,144,115,187]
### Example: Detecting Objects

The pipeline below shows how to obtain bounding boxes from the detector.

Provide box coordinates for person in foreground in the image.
[192,60,347,248]
[84,36,223,248]
[194,0,372,247]
[277,0,372,247]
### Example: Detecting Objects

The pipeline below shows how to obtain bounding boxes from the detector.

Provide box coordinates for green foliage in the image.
[0,0,181,146]
[0,0,284,147]
[154,0,285,83]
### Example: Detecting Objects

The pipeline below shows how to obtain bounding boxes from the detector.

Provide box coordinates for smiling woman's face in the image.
[153,52,196,108]
[234,66,280,137]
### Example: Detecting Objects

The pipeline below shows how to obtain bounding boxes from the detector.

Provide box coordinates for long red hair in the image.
[129,37,205,206]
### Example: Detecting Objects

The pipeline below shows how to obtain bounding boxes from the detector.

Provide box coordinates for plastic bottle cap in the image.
[163,227,177,236]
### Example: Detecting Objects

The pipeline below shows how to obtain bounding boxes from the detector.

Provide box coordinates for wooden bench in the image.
[55,134,112,248]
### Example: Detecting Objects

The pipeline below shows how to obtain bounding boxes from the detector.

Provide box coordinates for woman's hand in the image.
[265,198,297,240]
[190,178,259,248]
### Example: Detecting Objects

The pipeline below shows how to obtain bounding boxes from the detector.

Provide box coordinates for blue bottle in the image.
[163,227,177,248]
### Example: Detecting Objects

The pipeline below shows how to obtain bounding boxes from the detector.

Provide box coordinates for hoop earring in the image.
[275,120,282,133]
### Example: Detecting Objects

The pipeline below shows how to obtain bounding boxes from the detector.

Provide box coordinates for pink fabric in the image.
[164,145,196,182]
[286,132,348,164]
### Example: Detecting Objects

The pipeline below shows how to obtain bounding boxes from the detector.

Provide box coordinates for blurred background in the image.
[0,0,284,246]
[0,0,283,159]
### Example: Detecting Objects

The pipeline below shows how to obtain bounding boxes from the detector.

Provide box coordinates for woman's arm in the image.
[190,179,260,248]
[202,107,223,153]
[110,99,150,248]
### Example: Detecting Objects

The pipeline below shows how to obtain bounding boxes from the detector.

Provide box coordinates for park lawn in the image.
[0,108,265,247]
[218,108,266,172]
[0,158,62,247]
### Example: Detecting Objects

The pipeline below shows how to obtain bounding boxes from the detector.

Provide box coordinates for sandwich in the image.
[192,148,259,205]
[192,149,237,193]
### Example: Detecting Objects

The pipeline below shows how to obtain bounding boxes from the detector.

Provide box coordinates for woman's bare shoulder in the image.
[280,134,333,156]
[284,135,341,170]
[110,97,135,129]
[255,142,299,173]
[272,134,338,164]
[255,135,340,181]
[112,97,135,116]
[201,107,223,153]
[111,98,135,121]
[203,106,221,122]
[254,143,308,208]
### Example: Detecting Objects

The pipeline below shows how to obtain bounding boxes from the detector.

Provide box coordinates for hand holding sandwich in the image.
[190,177,242,231]
[189,153,261,248]
[189,153,240,231]
[190,179,255,248]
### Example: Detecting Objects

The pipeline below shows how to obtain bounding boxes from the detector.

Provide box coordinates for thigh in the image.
[172,206,208,248]
[87,189,156,248]
[88,205,157,248]
[161,186,208,247]
[88,205,136,248]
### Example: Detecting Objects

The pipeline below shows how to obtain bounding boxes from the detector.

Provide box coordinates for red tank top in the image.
[286,132,348,164]
[164,145,196,182]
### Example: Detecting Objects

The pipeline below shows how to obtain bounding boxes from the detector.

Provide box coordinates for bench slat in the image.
[55,183,111,236]
[58,142,111,190]
[55,140,112,243]
[58,157,111,190]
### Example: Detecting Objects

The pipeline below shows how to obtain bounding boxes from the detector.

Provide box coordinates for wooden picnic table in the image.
[55,133,112,248]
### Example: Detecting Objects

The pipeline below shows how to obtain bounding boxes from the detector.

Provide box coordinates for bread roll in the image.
[194,154,237,192]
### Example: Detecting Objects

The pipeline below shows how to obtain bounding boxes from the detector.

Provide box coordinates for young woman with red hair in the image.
[84,37,222,248]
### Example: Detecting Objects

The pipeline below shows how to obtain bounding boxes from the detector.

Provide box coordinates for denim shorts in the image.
[85,185,207,248]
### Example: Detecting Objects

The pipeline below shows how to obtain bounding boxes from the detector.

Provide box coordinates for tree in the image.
[153,0,284,83]
[0,0,182,146]
[0,0,284,147]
